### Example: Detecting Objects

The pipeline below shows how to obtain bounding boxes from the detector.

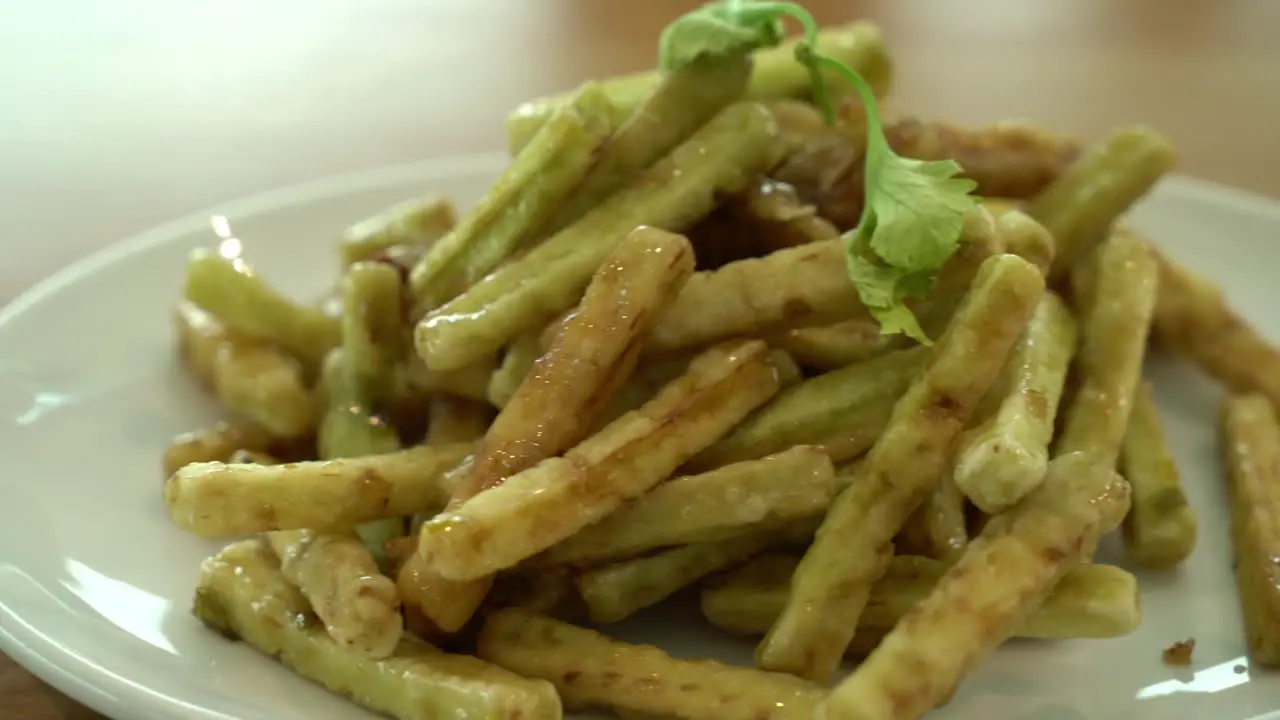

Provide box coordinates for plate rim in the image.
[2,156,1279,720]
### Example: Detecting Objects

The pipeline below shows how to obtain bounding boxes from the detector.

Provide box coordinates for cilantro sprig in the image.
[661,1,979,342]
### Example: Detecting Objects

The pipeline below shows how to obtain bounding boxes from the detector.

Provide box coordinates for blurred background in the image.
[0,1,1276,714]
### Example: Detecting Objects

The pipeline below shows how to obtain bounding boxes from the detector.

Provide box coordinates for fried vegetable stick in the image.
[193,540,561,720]
[1121,381,1197,569]
[184,249,342,375]
[477,609,826,720]
[165,442,472,536]
[767,318,889,372]
[647,206,1002,354]
[1152,251,1280,406]
[1219,394,1280,666]
[819,452,1132,720]
[703,553,1141,640]
[400,229,694,634]
[340,195,456,267]
[687,346,930,472]
[690,178,841,269]
[1054,233,1158,467]
[897,474,969,563]
[547,446,836,566]
[410,83,616,312]
[415,102,785,372]
[952,292,1077,513]
[174,302,313,438]
[505,21,892,153]
[486,329,544,409]
[162,421,273,478]
[757,254,1045,683]
[995,209,1056,276]
[1028,126,1176,281]
[416,340,780,580]
[425,395,494,445]
[399,352,497,405]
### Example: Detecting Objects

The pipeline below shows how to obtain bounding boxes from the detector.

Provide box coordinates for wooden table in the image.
[1,0,1276,717]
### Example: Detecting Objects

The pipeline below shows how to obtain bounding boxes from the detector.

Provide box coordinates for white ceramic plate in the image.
[1,154,1279,720]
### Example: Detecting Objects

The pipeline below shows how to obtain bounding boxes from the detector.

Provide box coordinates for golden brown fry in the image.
[767,318,889,371]
[820,452,1131,720]
[1055,233,1158,467]
[162,421,274,478]
[175,302,313,438]
[1220,394,1280,666]
[647,206,1002,354]
[687,177,840,269]
[702,553,1141,641]
[486,329,544,409]
[165,442,473,536]
[897,473,968,563]
[416,340,780,581]
[757,254,1045,683]
[477,609,826,720]
[401,229,696,634]
[425,395,494,446]
[1121,381,1197,569]
[194,540,562,720]
[1153,250,1280,407]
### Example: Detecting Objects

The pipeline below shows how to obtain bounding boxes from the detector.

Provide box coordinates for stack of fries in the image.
[161,17,1280,720]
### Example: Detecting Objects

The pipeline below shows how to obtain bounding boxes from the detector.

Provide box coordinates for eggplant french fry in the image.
[1121,381,1197,569]
[702,553,1141,641]
[548,446,836,567]
[995,209,1056,277]
[340,195,457,268]
[821,452,1132,720]
[505,21,892,154]
[1028,125,1176,281]
[416,340,779,581]
[897,474,969,563]
[1219,394,1280,667]
[486,329,544,409]
[757,254,1045,683]
[1055,233,1158,467]
[477,609,827,720]
[165,442,473,537]
[647,206,1003,354]
[767,318,890,372]
[953,292,1078,513]
[174,302,314,438]
[687,346,929,472]
[1152,250,1280,406]
[194,540,562,720]
[409,83,617,312]
[415,102,786,372]
[162,421,273,479]
[400,228,695,635]
[424,395,494,446]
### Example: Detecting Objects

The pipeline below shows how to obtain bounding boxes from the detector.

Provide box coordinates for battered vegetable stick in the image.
[410,83,617,312]
[647,206,1002,354]
[340,195,456,267]
[174,302,313,438]
[687,346,930,472]
[416,340,780,580]
[691,178,840,269]
[415,102,786,372]
[424,395,494,446]
[952,292,1078,513]
[1219,394,1280,666]
[995,209,1056,276]
[184,249,342,375]
[477,609,827,720]
[399,352,497,405]
[546,446,837,566]
[504,21,892,153]
[897,474,968,563]
[1121,381,1197,569]
[165,442,473,536]
[162,421,273,478]
[757,254,1045,683]
[702,553,1141,640]
[193,540,562,720]
[339,262,405,405]
[819,452,1132,720]
[767,318,889,371]
[1152,251,1280,406]
[401,229,695,634]
[1028,125,1176,281]
[1054,233,1158,467]
[486,330,544,409]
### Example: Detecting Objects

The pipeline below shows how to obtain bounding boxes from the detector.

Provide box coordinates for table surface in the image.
[2,0,1278,717]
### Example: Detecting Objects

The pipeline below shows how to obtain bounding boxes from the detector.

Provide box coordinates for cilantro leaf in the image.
[658,3,785,73]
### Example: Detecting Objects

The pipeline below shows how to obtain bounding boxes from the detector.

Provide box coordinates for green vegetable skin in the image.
[504,21,892,154]
[184,249,341,377]
[339,195,457,268]
[409,83,617,313]
[415,101,786,372]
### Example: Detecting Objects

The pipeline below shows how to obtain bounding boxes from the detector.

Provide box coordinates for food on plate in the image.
[156,1,1273,717]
